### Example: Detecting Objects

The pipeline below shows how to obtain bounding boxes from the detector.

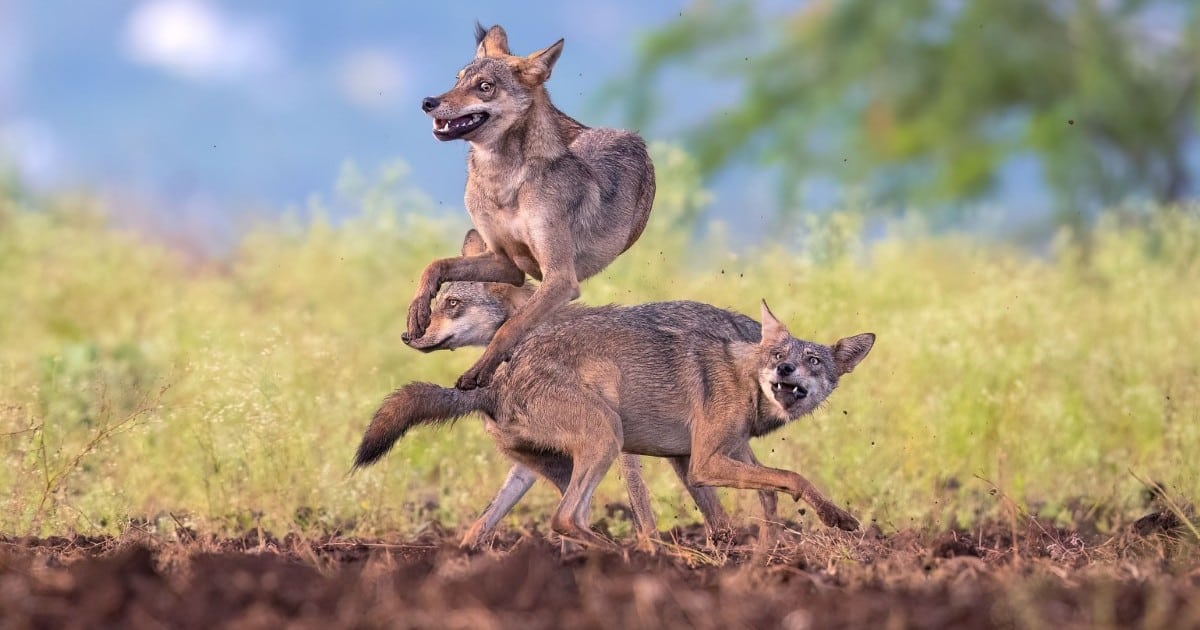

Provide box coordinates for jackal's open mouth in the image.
[771,381,808,408]
[432,113,490,141]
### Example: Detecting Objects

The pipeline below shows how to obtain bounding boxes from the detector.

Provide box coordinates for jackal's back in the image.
[571,128,655,254]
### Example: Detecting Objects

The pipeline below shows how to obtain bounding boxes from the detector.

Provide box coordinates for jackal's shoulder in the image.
[571,127,650,160]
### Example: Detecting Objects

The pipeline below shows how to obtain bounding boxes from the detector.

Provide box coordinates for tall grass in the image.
[1,148,1197,537]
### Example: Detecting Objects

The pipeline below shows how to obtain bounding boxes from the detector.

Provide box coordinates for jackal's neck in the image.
[730,341,760,378]
[730,342,792,434]
[731,342,770,409]
[479,90,569,162]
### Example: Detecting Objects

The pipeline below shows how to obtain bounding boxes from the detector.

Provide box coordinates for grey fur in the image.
[405,24,656,390]
[357,292,874,546]
[405,258,753,545]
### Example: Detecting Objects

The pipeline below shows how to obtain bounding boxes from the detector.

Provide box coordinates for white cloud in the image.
[338,48,407,111]
[123,0,284,82]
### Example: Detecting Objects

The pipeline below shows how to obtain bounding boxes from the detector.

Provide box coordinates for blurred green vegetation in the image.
[616,0,1200,224]
[1,146,1197,538]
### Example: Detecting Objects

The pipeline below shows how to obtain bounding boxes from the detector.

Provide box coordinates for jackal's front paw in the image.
[455,372,481,390]
[456,355,500,390]
[405,298,432,342]
[817,504,860,531]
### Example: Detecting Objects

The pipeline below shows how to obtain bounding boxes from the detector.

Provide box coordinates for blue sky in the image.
[9,1,1179,248]
[1,1,704,244]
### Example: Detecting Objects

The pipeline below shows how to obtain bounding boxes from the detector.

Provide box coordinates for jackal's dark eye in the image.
[808,356,821,367]
[446,298,460,308]
[773,351,783,361]
[478,81,493,93]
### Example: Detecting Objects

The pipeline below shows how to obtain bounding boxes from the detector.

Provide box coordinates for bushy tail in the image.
[352,382,487,470]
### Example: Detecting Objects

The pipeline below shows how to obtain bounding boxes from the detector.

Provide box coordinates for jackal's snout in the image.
[770,380,809,408]
[424,89,492,140]
[763,349,825,412]
[400,329,453,353]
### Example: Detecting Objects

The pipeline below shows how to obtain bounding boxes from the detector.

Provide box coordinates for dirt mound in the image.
[1,521,1197,629]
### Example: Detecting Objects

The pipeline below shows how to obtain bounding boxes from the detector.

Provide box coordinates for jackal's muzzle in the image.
[421,96,491,141]
[401,331,456,353]
[770,380,808,409]
[432,112,490,141]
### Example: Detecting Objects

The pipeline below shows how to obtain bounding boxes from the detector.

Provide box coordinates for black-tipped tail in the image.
[353,382,484,469]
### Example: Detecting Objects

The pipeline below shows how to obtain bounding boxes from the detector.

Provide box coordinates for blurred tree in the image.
[616,0,1200,224]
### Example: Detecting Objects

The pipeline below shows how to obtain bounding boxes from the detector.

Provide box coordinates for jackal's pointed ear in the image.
[517,38,564,85]
[760,300,790,346]
[832,333,875,375]
[475,23,510,58]
[489,283,533,314]
[461,229,488,257]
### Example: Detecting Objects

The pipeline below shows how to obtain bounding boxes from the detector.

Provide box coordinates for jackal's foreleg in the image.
[455,263,578,389]
[667,456,731,535]
[405,253,524,340]
[687,449,858,532]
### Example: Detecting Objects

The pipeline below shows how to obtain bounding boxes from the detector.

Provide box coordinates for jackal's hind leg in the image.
[460,464,538,548]
[551,418,620,548]
[462,451,574,548]
[618,454,658,550]
[456,243,579,389]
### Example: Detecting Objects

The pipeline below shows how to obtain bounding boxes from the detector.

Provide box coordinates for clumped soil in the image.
[0,515,1197,629]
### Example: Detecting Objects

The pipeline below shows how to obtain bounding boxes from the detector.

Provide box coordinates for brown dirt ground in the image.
[1,514,1197,630]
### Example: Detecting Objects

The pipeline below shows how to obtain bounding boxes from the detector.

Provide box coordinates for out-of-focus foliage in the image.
[1,149,1198,538]
[617,0,1200,221]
